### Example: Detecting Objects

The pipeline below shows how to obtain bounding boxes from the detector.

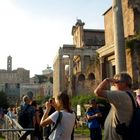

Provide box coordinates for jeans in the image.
[89,127,102,140]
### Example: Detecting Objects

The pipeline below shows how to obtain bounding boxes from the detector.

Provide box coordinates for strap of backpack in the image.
[47,111,63,138]
[126,91,137,110]
[115,91,136,124]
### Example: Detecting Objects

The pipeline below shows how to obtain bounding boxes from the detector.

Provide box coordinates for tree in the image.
[0,91,9,109]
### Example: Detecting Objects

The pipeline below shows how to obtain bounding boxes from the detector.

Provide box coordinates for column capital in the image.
[99,57,104,63]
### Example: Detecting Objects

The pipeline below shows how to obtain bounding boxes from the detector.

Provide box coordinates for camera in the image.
[49,99,52,103]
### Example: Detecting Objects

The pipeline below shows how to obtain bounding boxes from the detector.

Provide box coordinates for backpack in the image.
[116,91,140,140]
[126,91,140,140]
[18,105,30,128]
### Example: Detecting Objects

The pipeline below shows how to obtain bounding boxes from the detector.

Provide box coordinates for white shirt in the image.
[48,110,75,140]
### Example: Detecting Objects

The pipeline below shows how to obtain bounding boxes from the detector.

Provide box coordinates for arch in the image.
[88,73,95,80]
[78,74,85,81]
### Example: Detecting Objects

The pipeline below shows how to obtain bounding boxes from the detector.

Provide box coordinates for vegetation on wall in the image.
[125,34,140,51]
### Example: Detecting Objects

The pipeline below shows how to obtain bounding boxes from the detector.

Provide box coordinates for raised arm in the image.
[94,78,116,98]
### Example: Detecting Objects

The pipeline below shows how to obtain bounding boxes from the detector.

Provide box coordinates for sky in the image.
[0,0,112,77]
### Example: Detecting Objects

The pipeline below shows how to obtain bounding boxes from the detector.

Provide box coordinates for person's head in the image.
[113,72,132,90]
[89,98,97,108]
[55,90,72,113]
[23,95,30,104]
[49,97,55,104]
[7,107,13,112]
[26,91,33,101]
[31,100,37,107]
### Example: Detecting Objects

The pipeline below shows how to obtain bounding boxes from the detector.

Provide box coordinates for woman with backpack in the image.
[40,90,76,140]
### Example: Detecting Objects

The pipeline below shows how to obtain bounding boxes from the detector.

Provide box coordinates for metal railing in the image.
[0,115,34,140]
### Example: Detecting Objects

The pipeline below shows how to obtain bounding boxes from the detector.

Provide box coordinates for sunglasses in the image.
[114,80,125,83]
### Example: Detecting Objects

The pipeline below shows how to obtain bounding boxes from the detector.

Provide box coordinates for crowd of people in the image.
[5,90,76,140]
[2,72,140,140]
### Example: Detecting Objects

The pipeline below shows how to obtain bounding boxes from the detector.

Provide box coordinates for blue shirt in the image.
[86,107,101,129]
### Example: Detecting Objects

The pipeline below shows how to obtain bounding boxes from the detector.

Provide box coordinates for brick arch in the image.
[78,73,85,81]
[88,73,95,80]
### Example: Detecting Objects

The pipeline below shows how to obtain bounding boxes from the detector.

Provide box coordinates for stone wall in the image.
[53,55,60,97]
[104,0,135,47]
[122,0,135,37]
[97,0,140,86]
[104,8,114,46]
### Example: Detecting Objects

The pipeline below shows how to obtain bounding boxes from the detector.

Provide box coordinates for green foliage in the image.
[71,94,93,108]
[71,94,110,128]
[36,94,52,105]
[75,126,104,139]
[44,95,52,102]
[0,91,9,109]
[125,34,140,50]
[0,136,5,140]
[71,94,110,115]
[75,125,90,136]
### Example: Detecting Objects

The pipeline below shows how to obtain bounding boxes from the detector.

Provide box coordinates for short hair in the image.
[26,91,33,100]
[22,95,29,102]
[113,72,132,88]
[89,98,96,104]
[31,100,37,107]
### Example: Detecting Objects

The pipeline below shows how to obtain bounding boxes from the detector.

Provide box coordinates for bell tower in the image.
[7,55,12,71]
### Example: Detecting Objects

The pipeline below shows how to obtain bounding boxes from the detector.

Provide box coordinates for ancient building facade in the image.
[0,56,30,84]
[0,56,30,105]
[20,83,39,100]
[53,0,140,96]
[53,19,105,96]
[97,0,140,88]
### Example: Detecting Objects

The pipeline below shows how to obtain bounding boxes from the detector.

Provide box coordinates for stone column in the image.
[112,0,126,73]
[59,54,65,92]
[80,55,84,73]
[100,57,105,81]
[68,55,74,96]
[69,55,74,79]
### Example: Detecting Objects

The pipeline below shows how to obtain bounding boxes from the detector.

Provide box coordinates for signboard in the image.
[77,104,81,116]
